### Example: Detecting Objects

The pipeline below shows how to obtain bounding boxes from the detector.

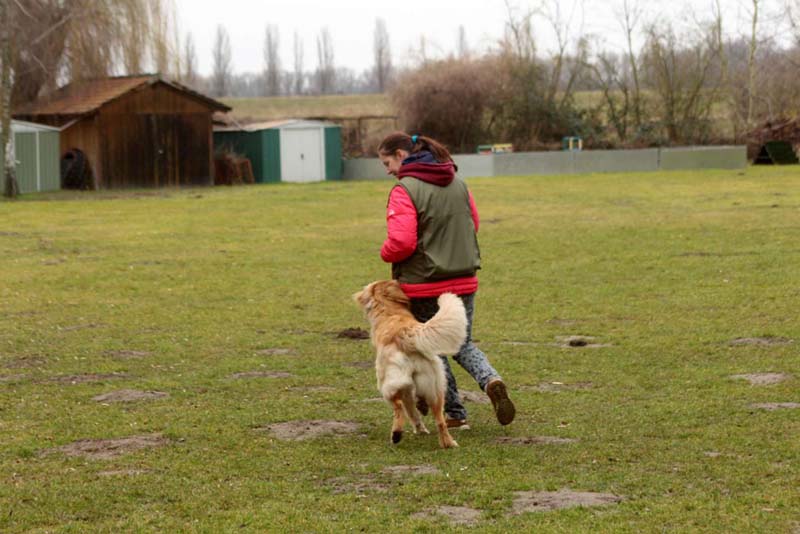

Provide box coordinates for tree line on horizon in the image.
[3,0,800,195]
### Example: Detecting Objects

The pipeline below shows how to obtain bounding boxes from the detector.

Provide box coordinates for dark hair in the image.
[378,131,454,164]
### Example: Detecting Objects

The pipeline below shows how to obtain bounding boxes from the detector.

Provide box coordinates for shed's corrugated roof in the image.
[11,119,61,132]
[214,119,296,132]
[213,119,337,133]
[14,75,231,118]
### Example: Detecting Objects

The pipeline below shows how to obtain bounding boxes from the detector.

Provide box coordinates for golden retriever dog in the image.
[354,280,467,449]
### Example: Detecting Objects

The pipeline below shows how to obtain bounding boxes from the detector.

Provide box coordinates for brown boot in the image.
[486,379,516,425]
[445,418,470,430]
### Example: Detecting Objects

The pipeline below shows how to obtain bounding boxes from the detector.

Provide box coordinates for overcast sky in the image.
[173,0,783,76]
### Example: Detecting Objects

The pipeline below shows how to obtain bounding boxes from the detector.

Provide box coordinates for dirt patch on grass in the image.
[325,475,390,494]
[105,350,152,359]
[412,506,482,526]
[0,374,27,383]
[750,402,800,411]
[97,469,148,477]
[345,361,373,369]
[255,348,296,356]
[500,340,539,346]
[526,381,594,393]
[59,323,105,332]
[495,436,578,445]
[230,371,293,379]
[327,464,440,495]
[92,389,169,403]
[97,468,148,476]
[46,372,130,385]
[2,356,47,369]
[510,489,624,514]
[381,464,441,476]
[556,335,612,348]
[286,385,336,393]
[336,327,370,340]
[460,390,490,404]
[730,337,794,346]
[546,318,583,327]
[259,420,360,441]
[731,373,790,386]
[42,433,169,460]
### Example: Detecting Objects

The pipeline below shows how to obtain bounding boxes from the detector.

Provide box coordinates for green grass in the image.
[1,167,799,532]
[222,93,393,121]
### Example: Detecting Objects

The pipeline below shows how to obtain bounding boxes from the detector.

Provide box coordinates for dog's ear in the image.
[381,280,410,305]
[353,283,375,309]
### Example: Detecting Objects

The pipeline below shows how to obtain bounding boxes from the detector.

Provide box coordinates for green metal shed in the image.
[11,120,61,194]
[214,119,342,183]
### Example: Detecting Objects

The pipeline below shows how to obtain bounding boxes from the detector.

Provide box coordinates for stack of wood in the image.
[214,151,255,185]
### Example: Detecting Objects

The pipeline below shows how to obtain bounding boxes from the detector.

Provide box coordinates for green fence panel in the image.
[13,132,38,194]
[261,129,281,183]
[39,131,61,191]
[324,126,343,180]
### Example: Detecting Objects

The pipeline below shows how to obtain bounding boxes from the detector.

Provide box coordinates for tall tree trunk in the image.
[1,0,19,198]
[622,0,643,130]
[747,0,759,126]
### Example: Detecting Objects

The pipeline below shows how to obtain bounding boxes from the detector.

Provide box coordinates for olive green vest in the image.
[392,176,481,284]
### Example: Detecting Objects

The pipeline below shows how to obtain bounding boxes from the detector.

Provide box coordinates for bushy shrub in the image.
[390,58,498,154]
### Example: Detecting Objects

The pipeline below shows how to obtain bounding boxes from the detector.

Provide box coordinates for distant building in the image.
[14,75,231,189]
[214,120,342,183]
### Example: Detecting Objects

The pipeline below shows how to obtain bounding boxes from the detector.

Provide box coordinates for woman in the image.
[377,131,515,428]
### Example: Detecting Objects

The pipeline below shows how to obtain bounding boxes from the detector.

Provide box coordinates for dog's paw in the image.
[391,430,403,444]
[413,423,430,435]
[441,438,459,449]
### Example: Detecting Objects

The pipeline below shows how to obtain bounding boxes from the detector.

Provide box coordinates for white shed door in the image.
[280,128,324,182]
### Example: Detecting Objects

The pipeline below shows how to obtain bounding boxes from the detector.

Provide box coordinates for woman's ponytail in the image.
[378,131,455,166]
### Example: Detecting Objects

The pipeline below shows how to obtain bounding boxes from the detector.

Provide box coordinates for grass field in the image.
[1,167,799,532]
[221,94,392,121]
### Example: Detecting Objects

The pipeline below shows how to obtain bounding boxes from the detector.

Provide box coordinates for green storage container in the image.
[11,120,61,194]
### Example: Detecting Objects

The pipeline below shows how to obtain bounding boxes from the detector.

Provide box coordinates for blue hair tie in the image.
[411,134,418,144]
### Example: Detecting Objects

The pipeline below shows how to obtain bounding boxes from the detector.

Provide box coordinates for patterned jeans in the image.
[410,293,500,420]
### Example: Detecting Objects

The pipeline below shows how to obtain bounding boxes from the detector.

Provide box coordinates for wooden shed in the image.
[13,74,231,189]
[214,119,342,183]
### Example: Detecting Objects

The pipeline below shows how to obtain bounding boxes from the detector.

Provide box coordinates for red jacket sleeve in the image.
[469,190,479,232]
[381,186,418,263]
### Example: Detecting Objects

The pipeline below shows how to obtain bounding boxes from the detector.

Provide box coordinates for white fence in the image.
[342,146,748,180]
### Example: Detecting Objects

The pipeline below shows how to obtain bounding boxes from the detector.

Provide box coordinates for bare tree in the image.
[293,31,304,95]
[183,32,198,87]
[414,35,431,64]
[150,0,172,75]
[641,21,722,143]
[316,27,335,94]
[212,24,233,97]
[120,0,148,74]
[540,0,586,110]
[746,0,759,126]
[373,18,392,92]
[495,1,575,147]
[263,25,281,96]
[588,51,633,142]
[1,0,18,197]
[617,0,645,131]
[457,25,470,58]
[9,0,178,108]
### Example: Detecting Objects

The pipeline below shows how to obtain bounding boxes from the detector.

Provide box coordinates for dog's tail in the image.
[405,293,468,358]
